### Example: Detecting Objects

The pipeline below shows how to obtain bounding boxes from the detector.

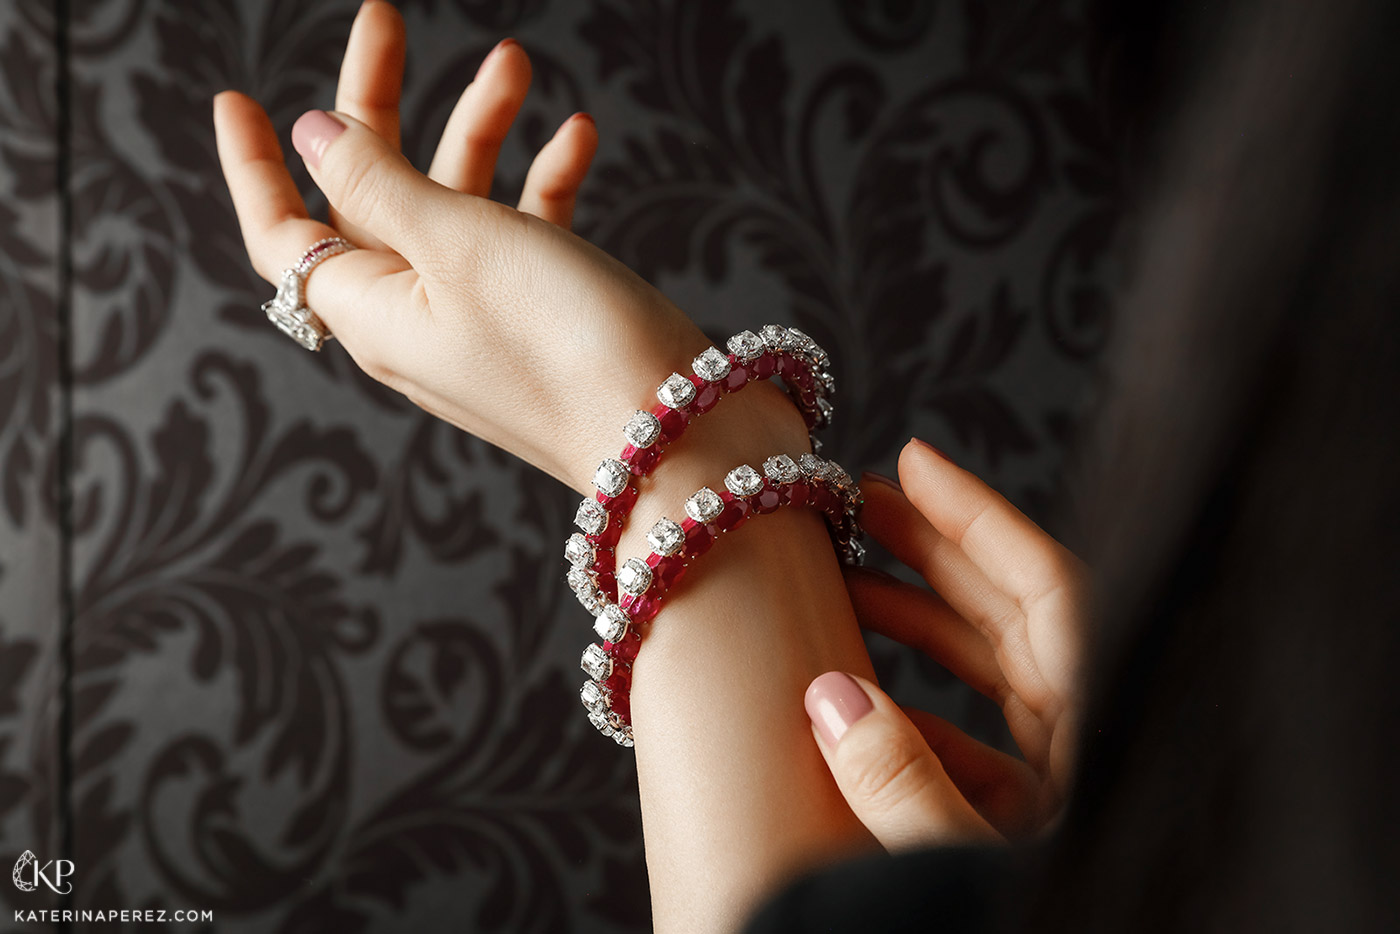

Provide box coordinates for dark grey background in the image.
[0,0,1121,930]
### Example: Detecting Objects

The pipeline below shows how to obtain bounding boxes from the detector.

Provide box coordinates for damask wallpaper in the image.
[0,0,1121,931]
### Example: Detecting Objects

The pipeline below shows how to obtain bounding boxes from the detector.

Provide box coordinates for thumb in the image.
[806,671,1001,851]
[290,108,491,264]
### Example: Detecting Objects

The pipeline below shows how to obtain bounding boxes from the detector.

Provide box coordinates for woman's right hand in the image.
[213,1,805,494]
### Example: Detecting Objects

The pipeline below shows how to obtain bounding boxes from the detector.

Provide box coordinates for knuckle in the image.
[843,729,939,815]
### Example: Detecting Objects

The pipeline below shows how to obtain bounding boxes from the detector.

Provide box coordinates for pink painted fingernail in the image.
[291,110,346,170]
[861,471,901,492]
[805,672,874,747]
[909,437,956,466]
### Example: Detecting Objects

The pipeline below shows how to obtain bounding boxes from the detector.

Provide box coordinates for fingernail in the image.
[291,110,346,170]
[805,672,874,747]
[861,471,901,492]
[909,437,956,466]
[478,37,517,76]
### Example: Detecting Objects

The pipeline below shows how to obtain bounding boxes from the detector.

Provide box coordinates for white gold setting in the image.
[574,499,609,535]
[724,464,764,497]
[647,517,686,556]
[657,373,697,409]
[618,557,654,597]
[759,324,790,352]
[685,487,724,523]
[798,453,830,481]
[594,458,630,498]
[763,454,802,484]
[692,346,732,382]
[261,237,354,351]
[623,409,662,448]
[564,533,595,568]
[581,680,611,712]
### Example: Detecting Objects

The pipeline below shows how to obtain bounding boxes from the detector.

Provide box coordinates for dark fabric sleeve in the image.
[743,845,1024,934]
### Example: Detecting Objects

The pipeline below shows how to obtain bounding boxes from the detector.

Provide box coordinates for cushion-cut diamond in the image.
[594,603,629,642]
[799,453,830,480]
[614,729,634,747]
[567,567,594,594]
[617,557,654,596]
[726,329,764,362]
[623,409,662,448]
[816,397,834,427]
[564,533,594,568]
[575,499,608,535]
[692,346,732,381]
[594,458,630,497]
[581,644,613,681]
[787,327,816,357]
[725,464,764,497]
[759,324,790,351]
[816,370,836,396]
[657,373,696,408]
[685,487,724,523]
[847,539,866,566]
[580,680,610,711]
[647,518,685,556]
[763,454,801,484]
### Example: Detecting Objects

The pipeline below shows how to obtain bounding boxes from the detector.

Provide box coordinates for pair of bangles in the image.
[565,325,864,747]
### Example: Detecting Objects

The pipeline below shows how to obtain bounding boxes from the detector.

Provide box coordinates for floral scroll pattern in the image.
[0,0,1122,930]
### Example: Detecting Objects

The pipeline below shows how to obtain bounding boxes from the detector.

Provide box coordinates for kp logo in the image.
[11,850,74,895]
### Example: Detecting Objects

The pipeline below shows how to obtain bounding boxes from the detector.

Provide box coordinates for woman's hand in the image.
[213,1,801,494]
[805,438,1087,849]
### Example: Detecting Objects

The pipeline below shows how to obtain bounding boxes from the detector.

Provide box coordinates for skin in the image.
[213,3,1087,930]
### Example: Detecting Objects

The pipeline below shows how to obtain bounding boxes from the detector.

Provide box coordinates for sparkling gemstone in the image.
[810,485,838,517]
[725,464,764,497]
[611,692,632,723]
[692,346,732,381]
[751,352,777,380]
[602,667,632,694]
[580,680,609,711]
[618,557,654,596]
[581,643,612,681]
[817,370,836,395]
[714,495,751,531]
[647,517,685,556]
[727,329,764,362]
[752,484,783,515]
[599,484,639,519]
[623,409,662,448]
[690,377,722,414]
[762,454,802,484]
[787,326,818,359]
[783,479,811,507]
[567,567,594,595]
[605,630,642,662]
[622,591,661,622]
[723,364,748,391]
[759,324,790,351]
[653,553,687,589]
[798,453,830,481]
[653,404,690,441]
[575,498,608,535]
[588,708,615,736]
[594,603,630,643]
[657,372,696,408]
[564,533,594,568]
[816,397,835,427]
[594,458,629,497]
[614,729,634,747]
[847,539,867,565]
[811,435,824,455]
[685,486,724,523]
[682,518,716,559]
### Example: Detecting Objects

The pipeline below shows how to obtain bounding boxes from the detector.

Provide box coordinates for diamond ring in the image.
[261,236,355,351]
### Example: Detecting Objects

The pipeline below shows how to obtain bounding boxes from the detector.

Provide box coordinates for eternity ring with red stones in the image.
[569,325,838,612]
[261,236,356,351]
[573,452,864,747]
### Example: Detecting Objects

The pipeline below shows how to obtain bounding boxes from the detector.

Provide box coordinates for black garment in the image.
[744,845,1032,934]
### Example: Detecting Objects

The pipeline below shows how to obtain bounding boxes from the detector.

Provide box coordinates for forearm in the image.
[598,378,879,933]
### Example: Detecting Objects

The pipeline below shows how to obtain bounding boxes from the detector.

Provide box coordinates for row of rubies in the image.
[565,324,834,618]
[577,453,864,746]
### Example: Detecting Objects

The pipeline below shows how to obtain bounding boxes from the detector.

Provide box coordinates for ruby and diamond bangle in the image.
[566,324,835,617]
[574,452,864,747]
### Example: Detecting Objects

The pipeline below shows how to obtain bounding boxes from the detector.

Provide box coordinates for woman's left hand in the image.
[804,438,1088,849]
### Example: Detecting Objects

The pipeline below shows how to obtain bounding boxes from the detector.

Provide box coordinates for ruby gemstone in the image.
[809,486,837,517]
[611,691,631,724]
[689,376,722,414]
[723,359,748,391]
[654,554,687,590]
[752,481,783,514]
[682,516,716,559]
[751,352,777,380]
[652,403,690,442]
[599,484,639,518]
[590,521,622,549]
[622,591,662,623]
[714,495,751,532]
[624,443,662,476]
[603,666,632,695]
[605,631,642,663]
[782,480,811,508]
